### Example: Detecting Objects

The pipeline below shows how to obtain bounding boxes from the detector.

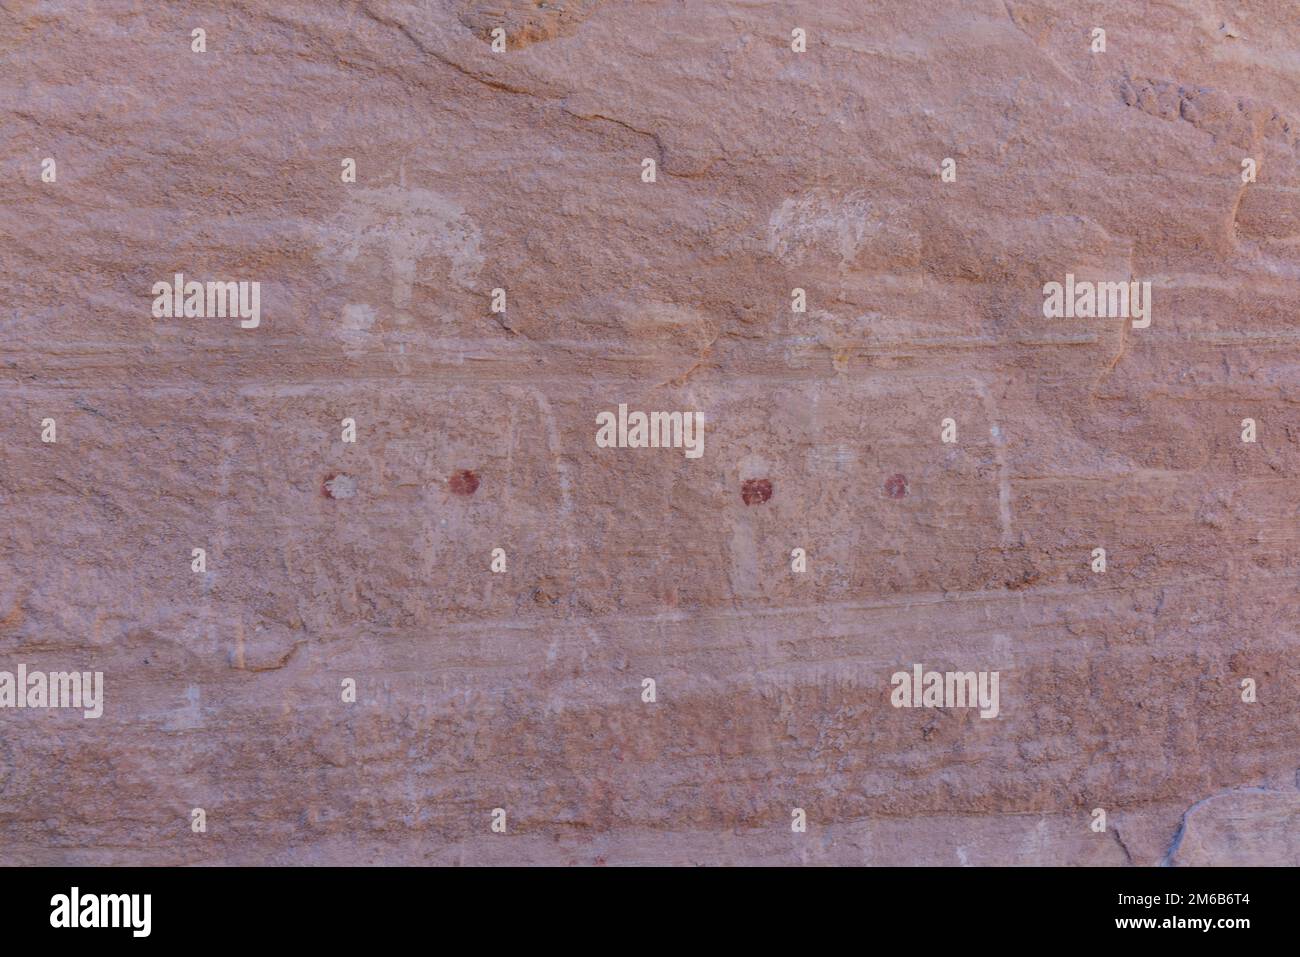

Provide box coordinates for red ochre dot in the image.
[449,469,480,495]
[884,473,909,499]
[741,478,773,505]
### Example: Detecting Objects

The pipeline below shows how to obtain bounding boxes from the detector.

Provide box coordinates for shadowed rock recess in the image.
[1,0,1298,866]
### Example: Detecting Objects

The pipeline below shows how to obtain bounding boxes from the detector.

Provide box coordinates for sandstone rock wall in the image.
[1,0,1297,865]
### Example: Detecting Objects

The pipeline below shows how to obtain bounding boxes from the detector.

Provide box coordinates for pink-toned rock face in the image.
[2,1,1298,866]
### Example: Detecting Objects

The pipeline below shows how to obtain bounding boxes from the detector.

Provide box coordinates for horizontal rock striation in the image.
[1,0,1297,865]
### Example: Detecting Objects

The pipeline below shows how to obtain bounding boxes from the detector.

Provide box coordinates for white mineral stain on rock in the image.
[767,191,876,266]
[323,474,357,499]
[320,187,482,326]
[340,302,376,335]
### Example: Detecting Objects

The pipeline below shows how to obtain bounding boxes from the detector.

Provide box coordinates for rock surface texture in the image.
[1,0,1298,865]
